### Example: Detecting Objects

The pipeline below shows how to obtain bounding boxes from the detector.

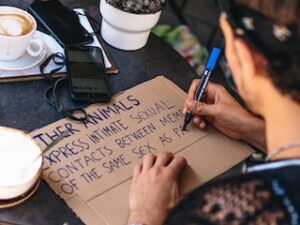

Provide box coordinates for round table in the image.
[0,1,198,224]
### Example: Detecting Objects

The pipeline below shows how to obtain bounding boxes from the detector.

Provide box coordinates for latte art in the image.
[0,14,33,36]
[0,7,39,61]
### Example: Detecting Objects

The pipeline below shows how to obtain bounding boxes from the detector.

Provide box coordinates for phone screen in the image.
[67,47,110,102]
[30,0,93,46]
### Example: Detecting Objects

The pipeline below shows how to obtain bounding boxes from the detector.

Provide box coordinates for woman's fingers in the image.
[133,164,142,179]
[187,79,200,100]
[142,153,156,170]
[184,80,222,115]
[187,100,217,116]
[168,156,187,178]
[141,153,187,178]
[155,152,173,167]
[199,121,207,129]
[193,115,207,129]
[184,79,200,114]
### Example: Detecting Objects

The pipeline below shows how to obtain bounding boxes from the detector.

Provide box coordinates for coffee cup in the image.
[0,7,44,61]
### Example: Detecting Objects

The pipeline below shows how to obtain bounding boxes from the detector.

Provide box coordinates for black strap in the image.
[41,53,88,122]
[38,7,102,122]
[75,11,101,36]
[40,52,65,81]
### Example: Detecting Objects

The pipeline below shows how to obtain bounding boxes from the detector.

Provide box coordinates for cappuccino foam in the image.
[0,14,33,36]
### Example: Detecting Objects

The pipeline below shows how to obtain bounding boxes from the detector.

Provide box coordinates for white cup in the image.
[0,7,44,61]
[0,126,42,200]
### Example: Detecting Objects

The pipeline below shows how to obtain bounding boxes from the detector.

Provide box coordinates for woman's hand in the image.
[128,152,187,225]
[184,79,266,150]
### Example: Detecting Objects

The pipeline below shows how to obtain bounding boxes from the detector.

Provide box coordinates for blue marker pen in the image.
[182,47,221,130]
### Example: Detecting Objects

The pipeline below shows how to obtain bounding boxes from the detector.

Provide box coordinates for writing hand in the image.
[128,152,187,225]
[183,79,266,150]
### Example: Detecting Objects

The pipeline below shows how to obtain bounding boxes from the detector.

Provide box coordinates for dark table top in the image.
[0,1,198,224]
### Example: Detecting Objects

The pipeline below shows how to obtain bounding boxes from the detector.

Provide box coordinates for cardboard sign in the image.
[30,76,253,225]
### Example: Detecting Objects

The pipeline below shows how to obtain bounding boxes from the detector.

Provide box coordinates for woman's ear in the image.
[234,39,255,82]
[220,14,268,94]
[234,38,268,81]
[219,15,243,90]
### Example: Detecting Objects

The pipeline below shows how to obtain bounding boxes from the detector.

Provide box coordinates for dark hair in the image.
[233,0,300,103]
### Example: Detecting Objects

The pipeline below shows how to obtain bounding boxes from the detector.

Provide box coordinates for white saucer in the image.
[0,50,47,71]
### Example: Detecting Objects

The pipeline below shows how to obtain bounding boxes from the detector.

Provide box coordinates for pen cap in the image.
[205,47,221,71]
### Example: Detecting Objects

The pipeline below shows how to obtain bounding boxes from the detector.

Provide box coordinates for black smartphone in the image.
[65,46,111,102]
[29,0,93,47]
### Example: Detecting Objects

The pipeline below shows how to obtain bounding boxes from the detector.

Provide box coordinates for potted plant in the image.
[100,0,165,50]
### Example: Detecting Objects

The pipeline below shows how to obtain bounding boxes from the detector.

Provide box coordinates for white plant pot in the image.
[100,0,162,51]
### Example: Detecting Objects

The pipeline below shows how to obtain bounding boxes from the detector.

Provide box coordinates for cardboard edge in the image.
[67,195,108,225]
[113,75,185,99]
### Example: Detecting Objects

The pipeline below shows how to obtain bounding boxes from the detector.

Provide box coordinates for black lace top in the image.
[165,159,300,225]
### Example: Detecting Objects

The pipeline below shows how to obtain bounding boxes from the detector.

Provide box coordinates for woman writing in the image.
[127,0,300,224]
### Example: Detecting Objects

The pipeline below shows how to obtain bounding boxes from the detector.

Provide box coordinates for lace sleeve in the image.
[165,178,294,225]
